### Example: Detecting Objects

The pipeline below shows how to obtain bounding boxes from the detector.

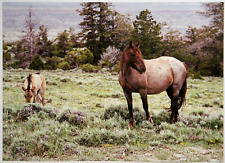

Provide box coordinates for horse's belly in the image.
[147,79,172,94]
[145,64,173,94]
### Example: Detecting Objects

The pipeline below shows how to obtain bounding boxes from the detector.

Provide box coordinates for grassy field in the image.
[2,69,224,161]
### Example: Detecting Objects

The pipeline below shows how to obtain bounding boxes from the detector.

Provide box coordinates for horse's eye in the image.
[130,53,135,57]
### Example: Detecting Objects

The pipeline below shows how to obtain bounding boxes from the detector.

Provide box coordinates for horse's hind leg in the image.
[139,89,153,123]
[36,90,41,103]
[39,88,46,106]
[124,91,135,128]
[166,84,179,123]
[171,98,179,123]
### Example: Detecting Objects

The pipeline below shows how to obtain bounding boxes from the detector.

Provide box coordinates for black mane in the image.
[27,74,32,91]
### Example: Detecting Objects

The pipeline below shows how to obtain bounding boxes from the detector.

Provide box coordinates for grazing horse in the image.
[22,73,46,106]
[119,41,187,128]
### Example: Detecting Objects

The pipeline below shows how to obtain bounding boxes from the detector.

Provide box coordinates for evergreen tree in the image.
[56,30,70,58]
[186,2,223,76]
[77,2,116,64]
[112,14,133,51]
[132,9,164,59]
[69,28,81,48]
[163,27,197,68]
[37,25,52,57]
[29,55,44,70]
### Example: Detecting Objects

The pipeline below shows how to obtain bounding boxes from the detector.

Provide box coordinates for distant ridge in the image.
[3,2,210,42]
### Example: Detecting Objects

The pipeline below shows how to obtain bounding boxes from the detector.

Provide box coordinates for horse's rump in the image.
[144,57,186,95]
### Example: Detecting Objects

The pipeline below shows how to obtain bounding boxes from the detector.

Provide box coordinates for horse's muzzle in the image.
[132,60,146,74]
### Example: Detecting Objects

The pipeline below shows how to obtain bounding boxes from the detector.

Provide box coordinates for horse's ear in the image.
[129,41,133,49]
[22,87,26,91]
[136,42,140,48]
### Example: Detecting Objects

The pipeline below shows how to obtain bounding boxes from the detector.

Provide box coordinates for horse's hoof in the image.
[149,118,154,124]
[129,120,136,129]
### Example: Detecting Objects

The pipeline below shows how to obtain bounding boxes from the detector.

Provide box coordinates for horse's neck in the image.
[120,54,129,76]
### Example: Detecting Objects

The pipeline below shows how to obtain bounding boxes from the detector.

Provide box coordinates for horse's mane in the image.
[120,44,140,76]
[27,74,32,91]
[120,46,128,76]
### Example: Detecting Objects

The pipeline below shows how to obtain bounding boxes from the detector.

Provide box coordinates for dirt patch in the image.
[26,145,223,162]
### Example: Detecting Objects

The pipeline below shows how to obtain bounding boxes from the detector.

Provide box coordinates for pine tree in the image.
[77,2,116,64]
[56,30,70,58]
[69,28,80,48]
[132,9,164,59]
[29,55,44,70]
[112,14,133,51]
[37,25,52,57]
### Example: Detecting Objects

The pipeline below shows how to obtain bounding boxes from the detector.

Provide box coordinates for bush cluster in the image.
[75,128,134,147]
[65,48,94,67]
[58,109,86,127]
[16,103,56,121]
[80,63,101,72]
[3,103,223,161]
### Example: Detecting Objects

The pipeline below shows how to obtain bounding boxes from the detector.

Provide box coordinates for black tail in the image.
[178,67,188,109]
[179,76,187,109]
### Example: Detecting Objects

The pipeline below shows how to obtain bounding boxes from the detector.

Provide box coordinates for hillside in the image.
[3,2,211,42]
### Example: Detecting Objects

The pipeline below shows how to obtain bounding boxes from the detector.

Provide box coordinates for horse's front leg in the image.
[32,90,37,103]
[139,89,153,123]
[124,91,135,128]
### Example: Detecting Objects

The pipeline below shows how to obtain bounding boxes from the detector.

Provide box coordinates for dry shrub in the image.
[17,103,43,121]
[16,103,56,121]
[58,109,86,127]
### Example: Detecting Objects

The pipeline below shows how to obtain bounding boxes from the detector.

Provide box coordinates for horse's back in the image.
[158,56,187,83]
[25,74,45,90]
[33,74,46,88]
[144,56,187,94]
[145,56,187,78]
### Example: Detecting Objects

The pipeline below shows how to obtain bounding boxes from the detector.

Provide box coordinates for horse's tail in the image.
[178,64,188,109]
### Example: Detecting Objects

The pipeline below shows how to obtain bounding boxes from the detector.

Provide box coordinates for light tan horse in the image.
[119,41,187,128]
[22,73,46,106]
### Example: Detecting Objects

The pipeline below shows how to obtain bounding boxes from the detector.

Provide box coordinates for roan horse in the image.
[119,41,187,128]
[22,73,46,106]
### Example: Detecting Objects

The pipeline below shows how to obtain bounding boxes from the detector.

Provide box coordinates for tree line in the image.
[3,2,223,77]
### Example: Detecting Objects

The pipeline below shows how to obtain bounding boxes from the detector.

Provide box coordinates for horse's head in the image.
[123,41,146,74]
[22,86,34,103]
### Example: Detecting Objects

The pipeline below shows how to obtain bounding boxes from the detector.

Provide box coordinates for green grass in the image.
[2,69,224,161]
